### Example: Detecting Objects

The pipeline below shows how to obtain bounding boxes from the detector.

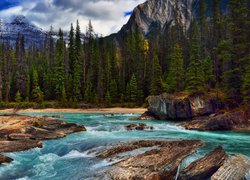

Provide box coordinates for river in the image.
[0,113,249,179]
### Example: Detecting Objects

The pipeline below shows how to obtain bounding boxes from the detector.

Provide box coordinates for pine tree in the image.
[15,33,27,98]
[203,56,215,89]
[54,29,66,101]
[61,85,67,103]
[68,23,75,75]
[166,43,185,93]
[31,69,44,103]
[72,20,83,101]
[84,71,93,103]
[186,23,205,92]
[109,79,118,103]
[150,54,163,95]
[105,91,111,106]
[129,74,138,102]
[68,23,75,99]
[15,91,22,103]
[226,0,249,99]
[242,60,250,102]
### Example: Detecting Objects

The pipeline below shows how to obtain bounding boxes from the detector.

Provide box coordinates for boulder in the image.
[183,111,250,132]
[179,146,228,180]
[0,154,13,164]
[147,93,215,120]
[131,111,157,120]
[211,154,250,180]
[125,123,153,131]
[96,140,204,179]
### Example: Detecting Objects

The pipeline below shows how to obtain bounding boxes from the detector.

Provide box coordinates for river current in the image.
[0,113,249,180]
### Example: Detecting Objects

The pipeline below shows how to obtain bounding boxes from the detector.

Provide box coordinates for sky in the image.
[0,0,145,35]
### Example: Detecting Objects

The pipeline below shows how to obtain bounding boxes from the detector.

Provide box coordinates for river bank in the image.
[0,115,86,164]
[0,108,147,114]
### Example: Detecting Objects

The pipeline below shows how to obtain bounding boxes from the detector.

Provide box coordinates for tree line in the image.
[0,0,249,107]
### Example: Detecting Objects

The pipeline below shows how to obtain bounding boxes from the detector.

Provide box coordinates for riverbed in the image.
[0,113,249,180]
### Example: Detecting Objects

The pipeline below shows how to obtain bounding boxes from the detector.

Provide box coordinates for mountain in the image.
[0,15,47,48]
[117,0,194,38]
[115,0,228,40]
[0,15,85,48]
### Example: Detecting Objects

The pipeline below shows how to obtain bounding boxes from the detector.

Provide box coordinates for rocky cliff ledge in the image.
[144,93,215,120]
[0,115,86,164]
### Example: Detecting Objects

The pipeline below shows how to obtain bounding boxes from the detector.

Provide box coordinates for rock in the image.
[183,111,250,131]
[189,94,215,117]
[130,111,156,120]
[125,123,153,131]
[0,115,86,164]
[0,140,43,153]
[8,133,32,141]
[146,93,215,120]
[97,140,204,179]
[117,0,193,38]
[0,154,13,164]
[211,154,250,180]
[179,146,228,180]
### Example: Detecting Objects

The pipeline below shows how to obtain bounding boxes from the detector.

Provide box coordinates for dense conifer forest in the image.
[0,0,249,108]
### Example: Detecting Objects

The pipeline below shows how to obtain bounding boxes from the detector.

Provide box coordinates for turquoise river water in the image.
[0,113,249,180]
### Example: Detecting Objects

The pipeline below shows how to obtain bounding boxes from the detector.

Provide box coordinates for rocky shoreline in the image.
[137,93,250,132]
[93,140,250,179]
[0,115,86,164]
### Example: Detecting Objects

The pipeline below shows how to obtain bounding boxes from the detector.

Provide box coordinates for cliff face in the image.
[118,0,194,37]
[147,93,215,120]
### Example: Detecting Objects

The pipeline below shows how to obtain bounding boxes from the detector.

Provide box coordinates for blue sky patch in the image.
[124,11,133,17]
[0,0,20,11]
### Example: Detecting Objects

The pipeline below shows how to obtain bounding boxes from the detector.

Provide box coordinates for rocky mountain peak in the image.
[11,15,30,25]
[118,0,194,37]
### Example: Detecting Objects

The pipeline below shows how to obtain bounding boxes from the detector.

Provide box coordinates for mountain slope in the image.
[0,15,47,48]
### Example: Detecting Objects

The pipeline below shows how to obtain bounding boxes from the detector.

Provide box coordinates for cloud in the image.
[0,0,146,35]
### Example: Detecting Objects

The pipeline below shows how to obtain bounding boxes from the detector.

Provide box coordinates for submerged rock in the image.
[144,93,215,120]
[125,123,153,131]
[183,111,250,132]
[0,154,13,164]
[211,154,250,180]
[179,146,228,180]
[96,140,204,179]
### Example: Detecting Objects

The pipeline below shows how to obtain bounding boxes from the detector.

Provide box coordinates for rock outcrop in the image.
[125,123,153,131]
[145,93,215,120]
[211,154,250,180]
[96,140,204,179]
[183,111,250,132]
[0,115,86,164]
[179,146,228,179]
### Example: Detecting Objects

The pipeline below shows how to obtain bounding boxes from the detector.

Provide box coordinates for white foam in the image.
[153,123,184,131]
[16,177,30,180]
[62,150,94,159]
[39,153,59,163]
